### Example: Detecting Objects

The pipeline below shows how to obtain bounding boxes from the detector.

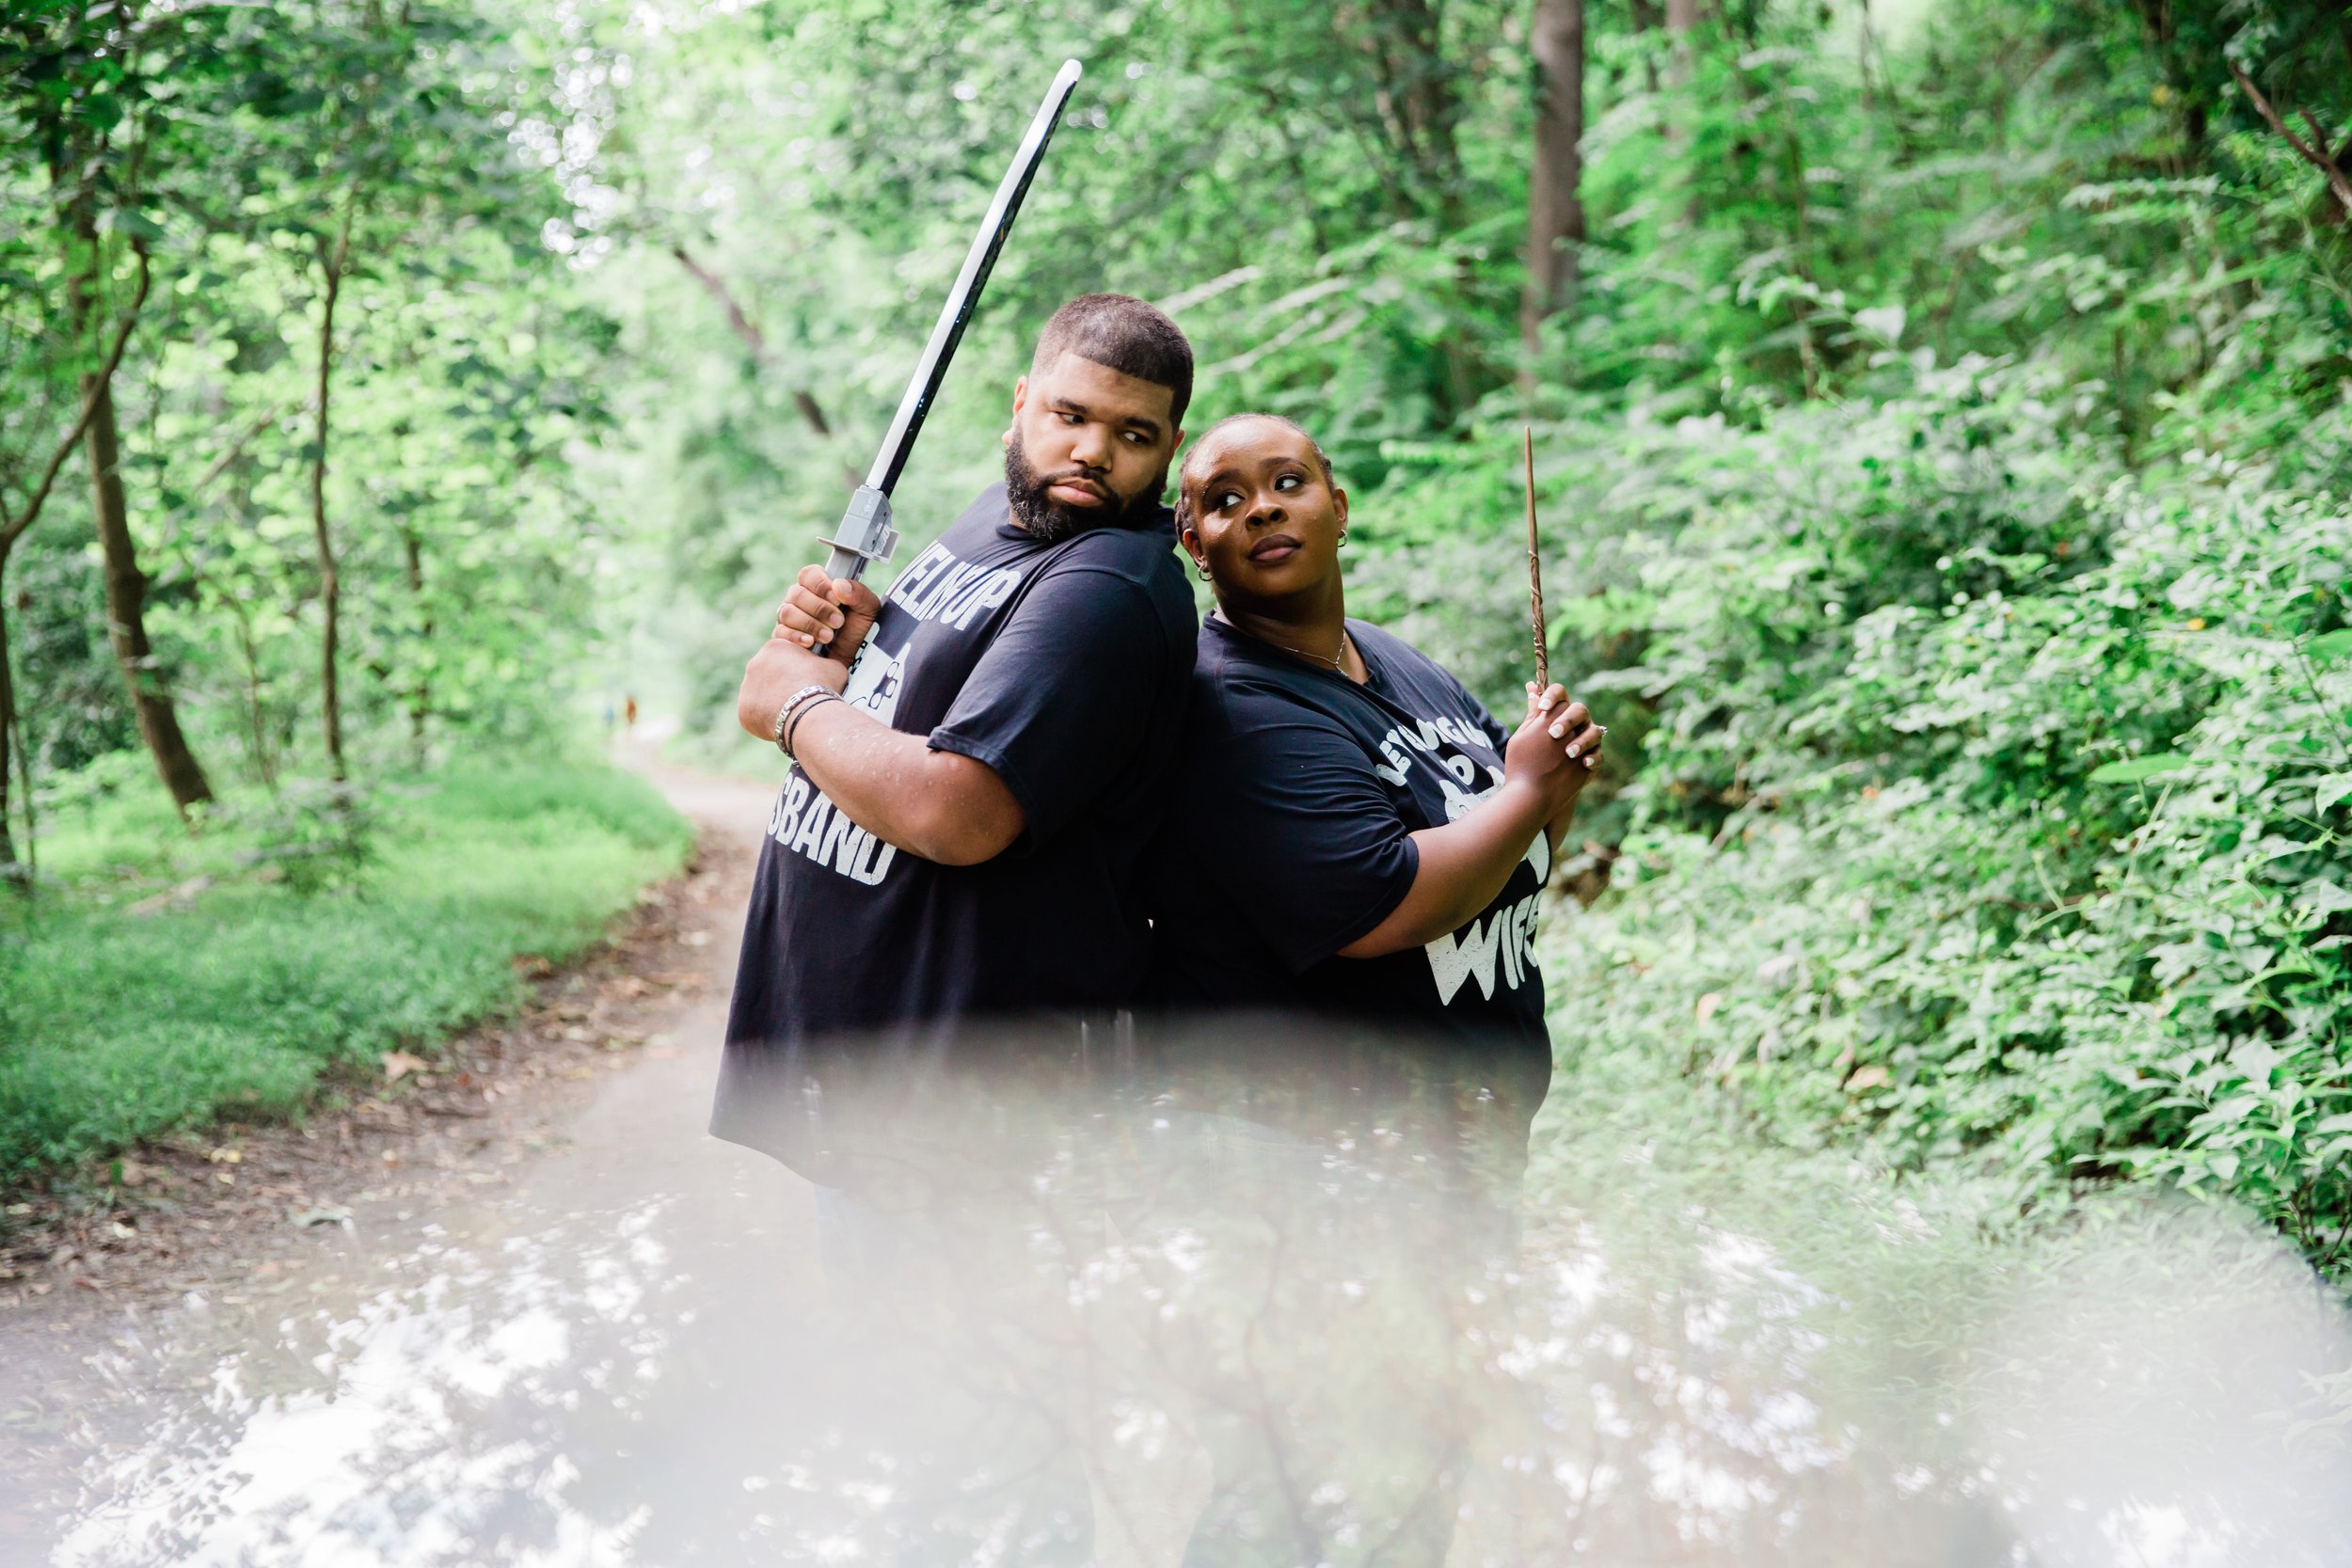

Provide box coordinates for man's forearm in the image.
[788,700,1022,866]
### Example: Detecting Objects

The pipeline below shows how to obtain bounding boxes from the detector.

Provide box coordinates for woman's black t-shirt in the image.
[1146,615,1553,1055]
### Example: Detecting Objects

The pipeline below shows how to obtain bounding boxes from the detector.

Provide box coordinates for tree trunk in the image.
[1630,0,1663,92]
[80,356,214,814]
[230,603,278,791]
[404,528,429,766]
[311,215,351,782]
[1359,0,1465,224]
[1521,0,1587,388]
[1665,0,1700,80]
[61,193,213,816]
[5,195,166,872]
[0,582,20,880]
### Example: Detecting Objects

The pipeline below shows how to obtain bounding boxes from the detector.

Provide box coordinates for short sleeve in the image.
[928,565,1170,847]
[1185,712,1422,974]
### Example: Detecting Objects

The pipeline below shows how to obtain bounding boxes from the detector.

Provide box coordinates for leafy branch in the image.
[0,237,152,558]
[2228,60,2352,219]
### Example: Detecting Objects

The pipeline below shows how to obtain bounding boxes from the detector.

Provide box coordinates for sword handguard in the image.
[819,485,898,585]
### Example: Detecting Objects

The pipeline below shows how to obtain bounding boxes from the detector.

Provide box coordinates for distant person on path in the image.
[712,293,1196,1166]
[624,694,638,728]
[1146,413,1604,1075]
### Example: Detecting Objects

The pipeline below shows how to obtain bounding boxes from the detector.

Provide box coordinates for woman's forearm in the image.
[1335,780,1549,958]
[1548,795,1578,854]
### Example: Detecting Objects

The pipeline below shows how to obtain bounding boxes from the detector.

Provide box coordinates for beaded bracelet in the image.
[781,691,844,760]
[771,683,835,756]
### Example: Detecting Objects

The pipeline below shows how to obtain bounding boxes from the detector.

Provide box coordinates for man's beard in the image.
[1004,432,1165,543]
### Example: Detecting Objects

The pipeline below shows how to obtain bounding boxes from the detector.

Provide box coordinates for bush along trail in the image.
[1504,369,2352,1291]
[5,0,2351,1301]
[0,761,692,1254]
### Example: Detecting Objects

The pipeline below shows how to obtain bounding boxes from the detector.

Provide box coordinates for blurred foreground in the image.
[7,992,2345,1566]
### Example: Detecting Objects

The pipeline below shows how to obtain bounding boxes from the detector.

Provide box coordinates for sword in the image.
[818,57,1085,610]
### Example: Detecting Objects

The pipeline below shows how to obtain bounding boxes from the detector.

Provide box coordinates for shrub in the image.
[0,762,691,1187]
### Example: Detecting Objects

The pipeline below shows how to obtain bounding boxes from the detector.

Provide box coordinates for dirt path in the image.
[7,761,2347,1568]
[0,761,790,1557]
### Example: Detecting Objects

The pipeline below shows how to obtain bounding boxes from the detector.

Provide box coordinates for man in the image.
[711,293,1196,1169]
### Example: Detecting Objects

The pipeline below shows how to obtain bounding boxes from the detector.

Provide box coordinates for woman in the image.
[1147,413,1604,1055]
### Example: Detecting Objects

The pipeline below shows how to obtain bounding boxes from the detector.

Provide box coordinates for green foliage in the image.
[5,0,2351,1279]
[1534,358,2352,1278]
[0,759,689,1186]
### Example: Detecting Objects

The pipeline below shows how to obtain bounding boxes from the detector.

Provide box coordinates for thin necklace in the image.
[1261,626,1354,675]
[1212,610,1358,676]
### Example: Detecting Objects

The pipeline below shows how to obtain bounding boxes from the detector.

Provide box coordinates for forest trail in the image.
[3,753,2347,1566]
[0,752,808,1561]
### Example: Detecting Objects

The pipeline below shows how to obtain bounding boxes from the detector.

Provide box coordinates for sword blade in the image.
[822,58,1085,586]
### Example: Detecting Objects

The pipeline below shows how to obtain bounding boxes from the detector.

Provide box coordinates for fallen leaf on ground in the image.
[288,1206,352,1228]
[382,1051,429,1082]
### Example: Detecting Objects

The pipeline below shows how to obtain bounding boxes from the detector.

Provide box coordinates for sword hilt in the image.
[814,486,897,658]
[819,485,898,585]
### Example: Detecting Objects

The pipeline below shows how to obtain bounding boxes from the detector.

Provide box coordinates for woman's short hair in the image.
[1175,413,1335,532]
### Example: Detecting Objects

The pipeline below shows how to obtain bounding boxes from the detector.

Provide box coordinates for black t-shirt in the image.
[712,483,1198,1161]
[1147,616,1552,1054]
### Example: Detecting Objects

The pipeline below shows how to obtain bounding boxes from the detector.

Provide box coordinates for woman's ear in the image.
[1332,487,1348,530]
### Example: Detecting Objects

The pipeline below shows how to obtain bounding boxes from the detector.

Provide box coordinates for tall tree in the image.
[0,245,149,877]
[49,71,215,815]
[310,202,355,782]
[1520,0,1586,386]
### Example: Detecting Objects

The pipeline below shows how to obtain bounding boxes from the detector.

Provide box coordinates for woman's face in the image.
[1182,418,1347,606]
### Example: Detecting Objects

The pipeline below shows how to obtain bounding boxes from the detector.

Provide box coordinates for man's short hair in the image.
[1031,294,1194,426]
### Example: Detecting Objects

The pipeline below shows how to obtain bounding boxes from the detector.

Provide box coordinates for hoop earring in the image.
[1194,561,1212,582]
[1337,530,1349,548]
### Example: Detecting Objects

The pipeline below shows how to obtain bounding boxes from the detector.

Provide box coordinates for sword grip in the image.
[815,486,898,657]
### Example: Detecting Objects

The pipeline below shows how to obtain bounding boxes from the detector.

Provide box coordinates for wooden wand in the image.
[1524,426,1548,689]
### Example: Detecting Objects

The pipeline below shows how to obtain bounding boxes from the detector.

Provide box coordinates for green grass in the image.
[0,761,692,1188]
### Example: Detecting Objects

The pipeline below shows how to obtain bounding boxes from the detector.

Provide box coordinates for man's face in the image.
[1002,353,1182,539]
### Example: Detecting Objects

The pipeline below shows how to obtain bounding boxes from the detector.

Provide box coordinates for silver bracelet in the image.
[772,684,835,756]
[783,693,842,758]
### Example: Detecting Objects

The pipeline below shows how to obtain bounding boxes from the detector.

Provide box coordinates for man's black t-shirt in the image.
[1147,616,1552,1054]
[713,483,1197,1162]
